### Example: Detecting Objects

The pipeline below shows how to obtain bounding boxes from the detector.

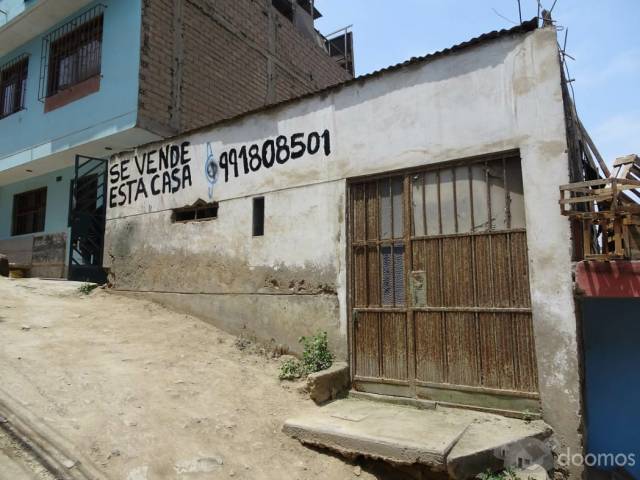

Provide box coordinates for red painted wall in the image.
[575,261,640,298]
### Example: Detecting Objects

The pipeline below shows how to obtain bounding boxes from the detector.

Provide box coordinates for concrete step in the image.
[283,398,553,479]
[348,390,437,410]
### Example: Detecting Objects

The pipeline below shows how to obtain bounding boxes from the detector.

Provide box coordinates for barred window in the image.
[47,14,103,97]
[0,56,28,119]
[12,188,47,236]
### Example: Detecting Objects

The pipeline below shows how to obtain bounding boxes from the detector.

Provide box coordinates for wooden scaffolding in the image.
[560,154,640,261]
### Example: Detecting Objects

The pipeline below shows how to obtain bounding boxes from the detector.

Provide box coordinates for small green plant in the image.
[278,331,334,380]
[476,468,516,480]
[78,283,98,295]
[279,358,307,380]
[300,331,333,373]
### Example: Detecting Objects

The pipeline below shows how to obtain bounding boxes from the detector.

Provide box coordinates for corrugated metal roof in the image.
[126,17,540,153]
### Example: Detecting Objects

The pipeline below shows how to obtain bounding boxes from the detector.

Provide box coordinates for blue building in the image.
[0,0,352,280]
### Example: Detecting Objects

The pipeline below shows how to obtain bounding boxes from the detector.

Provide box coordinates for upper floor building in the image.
[0,0,353,276]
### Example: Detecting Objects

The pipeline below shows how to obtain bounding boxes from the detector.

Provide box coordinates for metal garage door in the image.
[348,152,540,412]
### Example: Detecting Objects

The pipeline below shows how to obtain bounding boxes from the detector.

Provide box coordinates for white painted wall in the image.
[106,26,582,473]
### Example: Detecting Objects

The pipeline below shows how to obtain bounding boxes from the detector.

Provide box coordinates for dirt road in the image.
[0,278,373,480]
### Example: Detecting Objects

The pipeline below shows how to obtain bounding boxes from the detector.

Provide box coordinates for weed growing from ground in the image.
[77,283,98,295]
[476,468,517,480]
[279,358,308,380]
[279,331,333,380]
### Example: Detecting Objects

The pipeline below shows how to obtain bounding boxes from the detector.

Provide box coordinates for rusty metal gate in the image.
[348,152,540,412]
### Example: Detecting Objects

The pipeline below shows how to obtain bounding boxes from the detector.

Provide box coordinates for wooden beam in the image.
[613,154,639,168]
[578,118,611,178]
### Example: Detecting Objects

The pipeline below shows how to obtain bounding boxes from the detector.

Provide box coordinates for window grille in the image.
[12,188,47,236]
[38,5,105,101]
[0,54,29,119]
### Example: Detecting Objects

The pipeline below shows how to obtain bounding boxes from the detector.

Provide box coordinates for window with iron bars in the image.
[0,55,28,119]
[39,5,104,101]
[12,187,47,236]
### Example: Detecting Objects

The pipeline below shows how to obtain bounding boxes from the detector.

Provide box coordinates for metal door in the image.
[68,155,107,283]
[348,153,540,412]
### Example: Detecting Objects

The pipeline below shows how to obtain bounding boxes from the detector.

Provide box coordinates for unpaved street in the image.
[0,278,373,480]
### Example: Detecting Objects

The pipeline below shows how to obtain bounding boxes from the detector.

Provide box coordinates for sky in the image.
[315,0,639,168]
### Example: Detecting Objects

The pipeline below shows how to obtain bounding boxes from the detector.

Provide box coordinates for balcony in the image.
[0,0,93,57]
[322,26,354,76]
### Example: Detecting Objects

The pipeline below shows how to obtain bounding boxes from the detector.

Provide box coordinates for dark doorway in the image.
[68,155,107,283]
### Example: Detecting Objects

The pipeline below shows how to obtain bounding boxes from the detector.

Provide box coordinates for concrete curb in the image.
[0,387,109,480]
[306,362,350,404]
[282,420,452,469]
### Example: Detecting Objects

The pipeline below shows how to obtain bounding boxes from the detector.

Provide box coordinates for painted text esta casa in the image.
[108,142,193,207]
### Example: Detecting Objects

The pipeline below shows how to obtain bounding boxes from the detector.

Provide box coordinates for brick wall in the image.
[137,0,352,136]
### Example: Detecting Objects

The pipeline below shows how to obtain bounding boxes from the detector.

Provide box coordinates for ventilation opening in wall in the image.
[253,197,264,237]
[172,200,218,223]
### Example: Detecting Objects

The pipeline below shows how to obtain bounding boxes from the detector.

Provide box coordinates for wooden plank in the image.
[513,313,539,393]
[414,311,446,383]
[612,165,623,179]
[617,162,634,180]
[352,183,366,242]
[583,219,591,257]
[615,178,640,186]
[559,178,614,189]
[411,238,425,272]
[424,238,442,306]
[478,313,517,390]
[614,217,624,256]
[559,193,616,205]
[441,237,456,307]
[354,311,381,378]
[578,118,611,177]
[613,154,639,168]
[490,233,511,308]
[353,246,367,307]
[381,312,408,380]
[473,234,493,307]
[365,182,379,240]
[367,246,380,306]
[509,231,531,308]
[451,236,474,306]
[445,312,480,386]
[413,307,530,313]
